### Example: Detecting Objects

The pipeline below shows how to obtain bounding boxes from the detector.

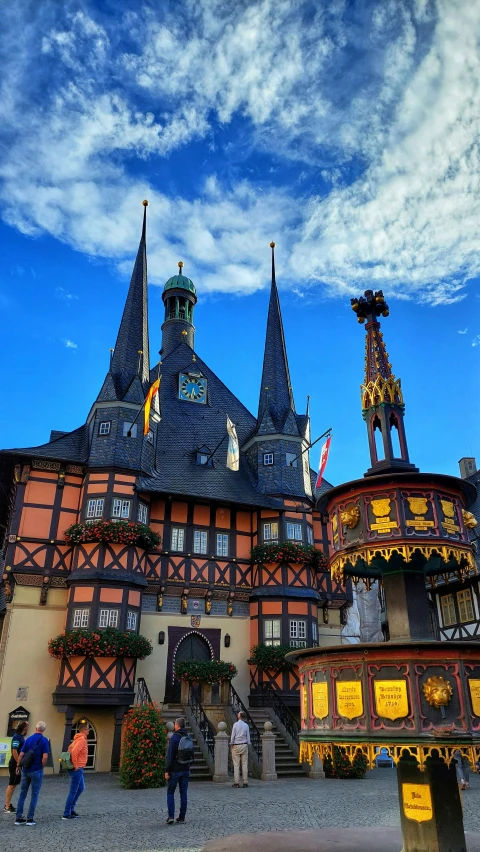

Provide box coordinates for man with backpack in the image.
[165,717,194,824]
[14,721,50,826]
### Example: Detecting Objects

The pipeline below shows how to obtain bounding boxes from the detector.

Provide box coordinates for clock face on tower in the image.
[179,372,207,403]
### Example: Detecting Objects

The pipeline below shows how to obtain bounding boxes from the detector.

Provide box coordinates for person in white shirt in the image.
[230,711,251,788]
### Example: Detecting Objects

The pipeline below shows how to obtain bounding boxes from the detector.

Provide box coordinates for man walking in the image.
[62,720,89,820]
[230,710,250,788]
[4,721,29,813]
[165,717,193,824]
[15,721,50,826]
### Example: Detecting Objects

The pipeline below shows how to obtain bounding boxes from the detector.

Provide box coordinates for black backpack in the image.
[19,734,43,770]
[176,733,195,765]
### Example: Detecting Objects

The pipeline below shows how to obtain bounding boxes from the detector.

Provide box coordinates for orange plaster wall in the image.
[57,511,77,539]
[89,473,110,482]
[112,485,135,495]
[19,507,52,539]
[193,505,210,526]
[74,587,94,602]
[313,519,322,540]
[237,511,251,532]
[24,480,56,506]
[86,483,108,494]
[250,602,259,617]
[260,510,278,519]
[100,588,123,603]
[285,511,302,519]
[115,474,136,483]
[128,591,141,606]
[150,501,165,521]
[61,486,81,511]
[171,502,188,524]
[236,535,251,559]
[262,601,282,614]
[288,602,308,615]
[250,620,258,646]
[216,508,230,528]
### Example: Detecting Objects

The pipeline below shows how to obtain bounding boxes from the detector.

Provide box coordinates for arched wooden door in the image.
[172,632,212,702]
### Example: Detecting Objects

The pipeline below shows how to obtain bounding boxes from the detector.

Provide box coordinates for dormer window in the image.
[197,451,213,466]
[123,422,138,438]
[99,422,111,436]
[263,453,274,466]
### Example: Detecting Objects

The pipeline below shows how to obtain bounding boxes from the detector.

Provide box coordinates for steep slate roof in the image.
[1,424,90,464]
[97,203,150,402]
[257,245,297,433]
[137,342,282,508]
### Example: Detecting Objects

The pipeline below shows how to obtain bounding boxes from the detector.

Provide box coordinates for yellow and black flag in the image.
[144,378,161,435]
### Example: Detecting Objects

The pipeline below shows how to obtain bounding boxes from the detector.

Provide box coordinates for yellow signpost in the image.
[336,681,363,719]
[402,783,433,823]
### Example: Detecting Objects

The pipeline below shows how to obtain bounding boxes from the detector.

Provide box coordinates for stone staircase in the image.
[246,707,307,778]
[161,705,212,780]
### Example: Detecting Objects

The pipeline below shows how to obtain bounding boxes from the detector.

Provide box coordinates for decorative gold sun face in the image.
[179,372,207,403]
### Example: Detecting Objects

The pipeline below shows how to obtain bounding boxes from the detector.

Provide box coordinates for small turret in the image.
[161,262,197,355]
[351,289,417,476]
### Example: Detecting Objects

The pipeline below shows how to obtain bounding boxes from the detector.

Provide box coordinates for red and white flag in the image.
[315,436,331,489]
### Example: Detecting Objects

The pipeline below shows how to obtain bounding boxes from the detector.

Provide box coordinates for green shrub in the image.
[250,643,295,673]
[323,746,367,779]
[120,704,167,789]
[48,627,152,660]
[175,659,238,684]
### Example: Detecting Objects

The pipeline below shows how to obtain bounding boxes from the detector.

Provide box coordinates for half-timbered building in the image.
[0,204,348,772]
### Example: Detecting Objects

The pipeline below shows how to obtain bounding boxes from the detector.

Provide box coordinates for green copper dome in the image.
[164,270,196,295]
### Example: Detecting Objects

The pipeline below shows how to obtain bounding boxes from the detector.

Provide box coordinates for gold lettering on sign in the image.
[370,521,399,531]
[468,679,480,717]
[312,682,329,719]
[336,681,363,719]
[374,680,409,721]
[406,519,435,530]
[402,784,433,823]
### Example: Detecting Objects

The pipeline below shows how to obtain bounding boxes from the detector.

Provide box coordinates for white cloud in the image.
[56,287,78,302]
[458,328,468,334]
[1,1,480,305]
[472,336,480,347]
[64,339,78,349]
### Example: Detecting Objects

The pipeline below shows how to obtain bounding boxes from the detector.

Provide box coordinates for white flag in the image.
[226,416,239,471]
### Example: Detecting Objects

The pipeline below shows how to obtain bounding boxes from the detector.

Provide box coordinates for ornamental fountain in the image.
[288,290,479,852]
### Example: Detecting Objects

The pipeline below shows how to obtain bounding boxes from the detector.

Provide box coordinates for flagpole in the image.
[203,433,228,465]
[288,427,332,466]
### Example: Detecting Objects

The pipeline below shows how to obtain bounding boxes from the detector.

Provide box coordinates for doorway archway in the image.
[70,718,97,770]
[171,631,213,702]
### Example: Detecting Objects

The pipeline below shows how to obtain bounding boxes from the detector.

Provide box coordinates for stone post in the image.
[219,680,230,705]
[201,683,213,705]
[213,721,229,783]
[180,680,190,705]
[261,721,277,781]
[308,752,326,780]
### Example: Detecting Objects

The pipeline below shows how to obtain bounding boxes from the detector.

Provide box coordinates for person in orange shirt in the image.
[62,721,89,820]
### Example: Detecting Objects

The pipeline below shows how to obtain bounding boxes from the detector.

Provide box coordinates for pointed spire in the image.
[257,242,295,430]
[106,201,150,400]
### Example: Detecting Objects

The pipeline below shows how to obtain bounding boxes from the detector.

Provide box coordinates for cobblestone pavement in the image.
[1,771,480,852]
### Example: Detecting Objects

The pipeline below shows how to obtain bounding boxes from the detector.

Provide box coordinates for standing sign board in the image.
[7,706,30,737]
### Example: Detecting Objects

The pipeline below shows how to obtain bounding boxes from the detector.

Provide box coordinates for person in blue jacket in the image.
[164,717,193,825]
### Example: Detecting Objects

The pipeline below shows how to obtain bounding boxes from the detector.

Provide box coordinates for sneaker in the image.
[243,784,249,788]
[26,819,36,826]
[71,811,79,817]
[15,817,26,825]
[176,817,185,823]
[4,805,16,813]
[62,815,77,820]
[166,818,174,825]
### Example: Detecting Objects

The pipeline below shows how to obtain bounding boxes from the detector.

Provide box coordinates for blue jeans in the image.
[167,770,189,819]
[63,768,85,817]
[16,769,44,820]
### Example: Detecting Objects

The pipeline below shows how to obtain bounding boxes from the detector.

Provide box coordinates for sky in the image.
[0,0,479,486]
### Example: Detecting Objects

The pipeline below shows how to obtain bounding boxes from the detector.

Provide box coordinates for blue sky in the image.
[1,0,479,485]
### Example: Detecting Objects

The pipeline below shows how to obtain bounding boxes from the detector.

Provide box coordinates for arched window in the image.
[70,719,97,770]
[389,413,402,459]
[372,415,384,461]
